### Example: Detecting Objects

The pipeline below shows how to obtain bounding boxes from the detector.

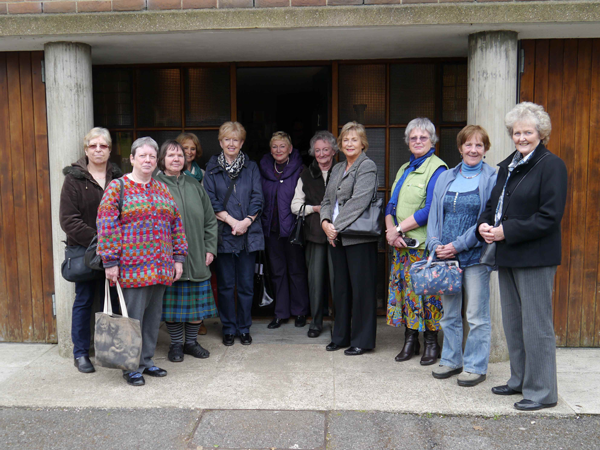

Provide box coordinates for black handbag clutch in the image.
[289,204,306,246]
[61,243,103,282]
[85,235,103,271]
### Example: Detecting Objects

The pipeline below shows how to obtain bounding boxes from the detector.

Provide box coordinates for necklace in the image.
[274,159,289,174]
[460,166,482,179]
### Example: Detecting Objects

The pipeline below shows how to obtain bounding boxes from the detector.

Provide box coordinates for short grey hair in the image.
[131,137,158,157]
[505,102,552,145]
[404,118,438,146]
[309,130,339,157]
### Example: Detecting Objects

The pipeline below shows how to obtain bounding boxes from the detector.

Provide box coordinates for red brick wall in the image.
[0,0,556,15]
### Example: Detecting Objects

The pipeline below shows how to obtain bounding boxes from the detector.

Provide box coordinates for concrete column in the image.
[45,42,94,358]
[467,31,518,363]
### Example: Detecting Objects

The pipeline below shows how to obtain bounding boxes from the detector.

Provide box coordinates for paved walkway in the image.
[0,318,598,416]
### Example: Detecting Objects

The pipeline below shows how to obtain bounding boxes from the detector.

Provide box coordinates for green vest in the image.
[390,154,447,249]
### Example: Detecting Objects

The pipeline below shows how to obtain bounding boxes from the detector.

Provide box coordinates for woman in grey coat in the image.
[320,122,379,356]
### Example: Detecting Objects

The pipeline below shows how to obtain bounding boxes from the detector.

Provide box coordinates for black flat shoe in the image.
[168,343,184,362]
[514,399,557,411]
[326,342,343,351]
[307,329,320,338]
[295,315,307,327]
[268,318,289,329]
[223,334,235,346]
[184,341,210,359]
[240,333,252,345]
[492,384,521,396]
[143,366,167,377]
[74,356,95,373]
[344,347,369,356]
[123,372,145,386]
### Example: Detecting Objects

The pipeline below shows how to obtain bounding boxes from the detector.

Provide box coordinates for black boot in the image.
[395,327,420,362]
[420,330,441,366]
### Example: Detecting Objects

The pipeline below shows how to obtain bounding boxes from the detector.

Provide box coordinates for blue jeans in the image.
[440,264,491,375]
[216,250,256,335]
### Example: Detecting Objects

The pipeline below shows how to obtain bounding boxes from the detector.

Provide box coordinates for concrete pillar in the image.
[467,30,518,363]
[45,42,94,358]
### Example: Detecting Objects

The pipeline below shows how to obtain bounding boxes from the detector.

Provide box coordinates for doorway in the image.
[236,66,331,164]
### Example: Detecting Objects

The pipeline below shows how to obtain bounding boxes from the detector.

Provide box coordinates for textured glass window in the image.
[439,127,463,170]
[338,65,386,125]
[390,64,436,125]
[188,130,221,170]
[185,68,231,127]
[112,132,133,174]
[93,69,133,128]
[442,64,467,123]
[136,69,181,128]
[388,128,411,188]
[140,130,180,150]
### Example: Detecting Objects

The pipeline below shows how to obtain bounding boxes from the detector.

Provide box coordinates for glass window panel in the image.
[442,64,467,123]
[338,64,386,125]
[140,130,180,150]
[439,127,463,170]
[136,68,182,128]
[389,64,436,125]
[111,131,133,174]
[93,69,133,128]
[389,128,411,188]
[337,128,385,188]
[185,68,231,127]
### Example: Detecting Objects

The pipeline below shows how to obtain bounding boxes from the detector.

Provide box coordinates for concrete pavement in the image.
[0,318,599,416]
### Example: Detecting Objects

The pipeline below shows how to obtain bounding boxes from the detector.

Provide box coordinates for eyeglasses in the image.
[88,144,109,151]
[409,136,430,143]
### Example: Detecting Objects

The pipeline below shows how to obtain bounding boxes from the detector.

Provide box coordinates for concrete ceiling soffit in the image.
[0,2,600,38]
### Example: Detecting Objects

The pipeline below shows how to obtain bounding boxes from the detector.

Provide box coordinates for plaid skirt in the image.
[162,279,218,322]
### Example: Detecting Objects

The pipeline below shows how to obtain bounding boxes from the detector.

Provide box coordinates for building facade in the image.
[0,1,599,357]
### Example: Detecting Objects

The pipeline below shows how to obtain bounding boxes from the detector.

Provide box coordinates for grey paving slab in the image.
[249,319,332,345]
[0,407,198,450]
[191,410,326,449]
[327,412,600,450]
[0,343,54,368]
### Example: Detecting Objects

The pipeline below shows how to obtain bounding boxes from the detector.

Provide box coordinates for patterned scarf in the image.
[218,151,245,179]
[494,149,536,225]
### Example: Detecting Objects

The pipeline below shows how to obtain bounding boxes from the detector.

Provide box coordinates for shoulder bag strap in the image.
[222,177,237,211]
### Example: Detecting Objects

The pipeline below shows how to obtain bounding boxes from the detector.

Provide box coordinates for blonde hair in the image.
[505,102,552,145]
[84,127,112,150]
[338,121,369,152]
[176,132,202,161]
[218,121,246,141]
[270,131,292,148]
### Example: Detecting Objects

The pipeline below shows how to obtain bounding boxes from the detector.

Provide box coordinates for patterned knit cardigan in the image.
[97,176,188,288]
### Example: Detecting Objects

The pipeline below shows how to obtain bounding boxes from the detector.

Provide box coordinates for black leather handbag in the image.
[289,204,306,246]
[61,244,103,282]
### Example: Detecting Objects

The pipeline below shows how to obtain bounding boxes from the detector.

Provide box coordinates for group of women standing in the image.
[60,101,567,411]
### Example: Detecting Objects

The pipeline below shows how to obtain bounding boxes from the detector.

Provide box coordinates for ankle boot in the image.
[420,330,441,366]
[395,328,420,362]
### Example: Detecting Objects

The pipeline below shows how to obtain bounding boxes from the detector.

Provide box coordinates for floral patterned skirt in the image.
[386,247,443,331]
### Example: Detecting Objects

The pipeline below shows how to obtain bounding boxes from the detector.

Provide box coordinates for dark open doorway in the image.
[236,66,331,165]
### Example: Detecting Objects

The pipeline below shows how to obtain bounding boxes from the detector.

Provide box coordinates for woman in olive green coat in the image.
[155,140,218,363]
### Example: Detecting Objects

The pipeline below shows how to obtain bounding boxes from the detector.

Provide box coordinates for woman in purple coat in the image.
[260,131,310,329]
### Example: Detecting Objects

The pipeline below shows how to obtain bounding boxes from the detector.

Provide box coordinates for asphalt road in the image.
[1,407,599,450]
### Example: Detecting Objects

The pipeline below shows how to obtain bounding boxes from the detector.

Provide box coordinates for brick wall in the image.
[0,0,561,15]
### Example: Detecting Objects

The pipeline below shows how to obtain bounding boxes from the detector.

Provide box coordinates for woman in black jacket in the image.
[59,127,122,374]
[477,102,567,411]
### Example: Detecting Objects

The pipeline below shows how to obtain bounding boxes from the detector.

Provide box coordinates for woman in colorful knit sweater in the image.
[97,137,188,387]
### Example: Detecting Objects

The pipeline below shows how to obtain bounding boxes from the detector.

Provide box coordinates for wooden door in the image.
[520,39,600,347]
[0,51,56,343]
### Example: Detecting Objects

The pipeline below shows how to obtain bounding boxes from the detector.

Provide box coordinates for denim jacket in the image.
[426,162,497,256]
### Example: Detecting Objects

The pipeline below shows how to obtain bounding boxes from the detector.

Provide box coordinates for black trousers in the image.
[329,241,378,349]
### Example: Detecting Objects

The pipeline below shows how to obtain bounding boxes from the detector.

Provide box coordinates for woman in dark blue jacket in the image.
[204,122,264,347]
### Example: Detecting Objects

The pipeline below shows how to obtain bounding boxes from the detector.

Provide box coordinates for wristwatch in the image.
[396,224,405,237]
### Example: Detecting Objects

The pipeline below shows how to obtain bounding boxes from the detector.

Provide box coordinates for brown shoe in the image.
[198,322,207,335]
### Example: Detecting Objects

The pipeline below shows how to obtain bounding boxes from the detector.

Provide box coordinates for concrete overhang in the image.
[0,2,599,64]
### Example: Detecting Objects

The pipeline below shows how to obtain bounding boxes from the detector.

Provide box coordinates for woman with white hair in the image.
[291,131,337,338]
[385,118,448,365]
[477,102,567,411]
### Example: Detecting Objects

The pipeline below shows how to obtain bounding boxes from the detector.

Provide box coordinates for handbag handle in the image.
[104,279,129,318]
